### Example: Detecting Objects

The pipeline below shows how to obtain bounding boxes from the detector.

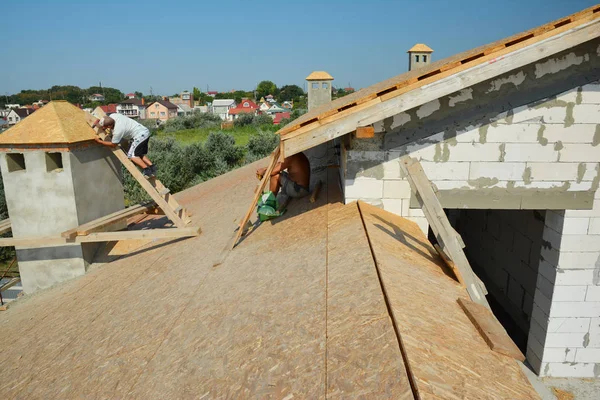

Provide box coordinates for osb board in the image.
[278,4,599,136]
[326,201,413,399]
[358,201,540,400]
[0,160,391,398]
[0,101,97,145]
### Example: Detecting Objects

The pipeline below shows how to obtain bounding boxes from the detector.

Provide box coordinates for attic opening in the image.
[436,209,546,354]
[6,153,26,172]
[45,152,63,172]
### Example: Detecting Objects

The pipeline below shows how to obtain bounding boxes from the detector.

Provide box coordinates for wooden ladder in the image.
[399,156,490,308]
[85,111,192,229]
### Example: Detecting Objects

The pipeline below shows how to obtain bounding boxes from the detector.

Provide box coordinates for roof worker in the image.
[256,152,311,205]
[93,114,156,178]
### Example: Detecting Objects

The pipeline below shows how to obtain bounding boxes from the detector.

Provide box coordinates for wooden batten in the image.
[355,126,375,139]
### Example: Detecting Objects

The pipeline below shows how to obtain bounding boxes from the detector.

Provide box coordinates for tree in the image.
[278,85,304,102]
[256,80,277,100]
[134,91,143,99]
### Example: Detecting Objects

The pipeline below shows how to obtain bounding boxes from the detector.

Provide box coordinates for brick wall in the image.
[454,209,545,348]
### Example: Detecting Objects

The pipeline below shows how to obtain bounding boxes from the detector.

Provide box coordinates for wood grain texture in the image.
[458,298,525,361]
[359,201,539,400]
[327,201,413,399]
[356,126,375,139]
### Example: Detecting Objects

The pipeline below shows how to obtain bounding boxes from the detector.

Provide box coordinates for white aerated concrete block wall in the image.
[526,195,600,378]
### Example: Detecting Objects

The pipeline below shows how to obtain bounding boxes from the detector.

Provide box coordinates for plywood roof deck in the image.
[0,162,537,398]
[278,4,600,138]
[0,101,97,146]
[306,71,334,81]
[407,43,433,53]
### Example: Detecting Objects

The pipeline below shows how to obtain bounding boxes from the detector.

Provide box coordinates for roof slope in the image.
[306,71,334,81]
[407,43,433,52]
[279,4,599,137]
[0,101,96,145]
[0,162,536,398]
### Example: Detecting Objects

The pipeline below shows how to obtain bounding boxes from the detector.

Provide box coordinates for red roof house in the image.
[100,104,118,114]
[273,112,291,125]
[228,99,259,116]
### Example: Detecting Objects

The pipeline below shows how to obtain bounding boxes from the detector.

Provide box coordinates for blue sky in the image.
[1,0,596,96]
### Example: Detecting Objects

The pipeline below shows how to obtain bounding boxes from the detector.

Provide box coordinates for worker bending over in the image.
[94,114,156,177]
[257,152,310,201]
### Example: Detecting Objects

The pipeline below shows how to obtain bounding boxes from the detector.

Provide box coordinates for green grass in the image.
[156,125,279,146]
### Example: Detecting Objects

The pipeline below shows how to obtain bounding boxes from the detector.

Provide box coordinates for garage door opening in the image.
[441,209,546,352]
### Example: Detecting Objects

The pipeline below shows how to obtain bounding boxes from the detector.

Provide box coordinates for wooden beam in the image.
[400,157,490,308]
[434,244,487,295]
[0,278,20,293]
[61,202,157,239]
[355,126,375,139]
[0,219,11,235]
[458,298,525,361]
[0,227,200,248]
[281,19,600,156]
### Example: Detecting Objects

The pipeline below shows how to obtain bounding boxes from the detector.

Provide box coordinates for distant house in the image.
[93,104,118,117]
[265,94,274,102]
[228,99,259,119]
[0,109,9,118]
[194,105,209,113]
[207,91,218,97]
[146,100,178,121]
[89,93,105,102]
[266,103,286,114]
[170,91,194,109]
[259,102,271,113]
[282,101,293,109]
[117,99,146,119]
[177,103,193,116]
[211,99,236,121]
[125,93,136,99]
[7,108,35,125]
[273,112,291,125]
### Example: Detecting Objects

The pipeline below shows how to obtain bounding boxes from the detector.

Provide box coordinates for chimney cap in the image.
[407,43,434,53]
[306,71,334,81]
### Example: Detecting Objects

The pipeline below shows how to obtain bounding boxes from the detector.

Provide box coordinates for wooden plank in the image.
[61,202,157,239]
[281,18,600,156]
[358,202,538,399]
[434,244,487,295]
[148,177,191,224]
[457,298,525,361]
[0,218,11,235]
[0,227,200,248]
[355,126,375,139]
[0,277,20,293]
[400,157,490,308]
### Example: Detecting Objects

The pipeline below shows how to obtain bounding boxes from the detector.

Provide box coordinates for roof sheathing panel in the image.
[279,4,600,137]
[0,101,97,146]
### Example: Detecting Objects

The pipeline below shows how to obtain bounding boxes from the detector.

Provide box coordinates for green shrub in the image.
[246,130,279,160]
[254,114,273,126]
[234,113,255,127]
[205,131,245,167]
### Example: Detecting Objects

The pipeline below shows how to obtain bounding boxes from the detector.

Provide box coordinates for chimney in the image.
[141,97,145,106]
[407,44,434,71]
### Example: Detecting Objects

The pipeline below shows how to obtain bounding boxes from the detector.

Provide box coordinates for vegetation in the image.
[256,80,278,100]
[1,85,125,109]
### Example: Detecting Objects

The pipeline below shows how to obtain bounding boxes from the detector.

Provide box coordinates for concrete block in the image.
[446,143,501,162]
[534,289,552,314]
[405,142,437,161]
[588,218,600,235]
[588,333,600,348]
[405,216,428,235]
[541,362,596,378]
[572,104,600,123]
[503,143,559,162]
[383,180,411,199]
[529,318,548,346]
[542,348,573,363]
[549,301,600,318]
[420,161,470,180]
[559,218,591,235]
[580,82,600,104]
[543,124,597,143]
[565,199,600,217]
[523,292,534,316]
[527,162,586,182]
[557,251,600,269]
[532,302,550,330]
[574,348,600,363]
[526,348,543,374]
[527,334,545,360]
[544,332,588,348]
[548,317,591,333]
[382,158,402,180]
[514,232,533,263]
[555,269,596,286]
[556,87,579,103]
[558,235,600,252]
[511,104,566,124]
[542,226,562,250]
[344,178,383,199]
[545,210,565,233]
[430,180,472,190]
[536,273,554,299]
[552,286,587,302]
[382,199,403,216]
[454,125,481,142]
[486,123,540,143]
[591,317,600,334]
[585,285,600,301]
[559,144,600,162]
[540,246,560,268]
[508,278,524,308]
[468,162,526,181]
[407,207,425,218]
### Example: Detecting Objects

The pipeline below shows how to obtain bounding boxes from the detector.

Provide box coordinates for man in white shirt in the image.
[94,113,156,177]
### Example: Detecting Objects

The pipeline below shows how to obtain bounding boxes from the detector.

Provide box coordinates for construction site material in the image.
[358,201,539,399]
[0,219,11,235]
[400,156,489,307]
[355,126,374,139]
[457,298,525,361]
[0,227,200,248]
[61,202,157,239]
[309,180,322,203]
[278,9,600,156]
[434,243,487,295]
